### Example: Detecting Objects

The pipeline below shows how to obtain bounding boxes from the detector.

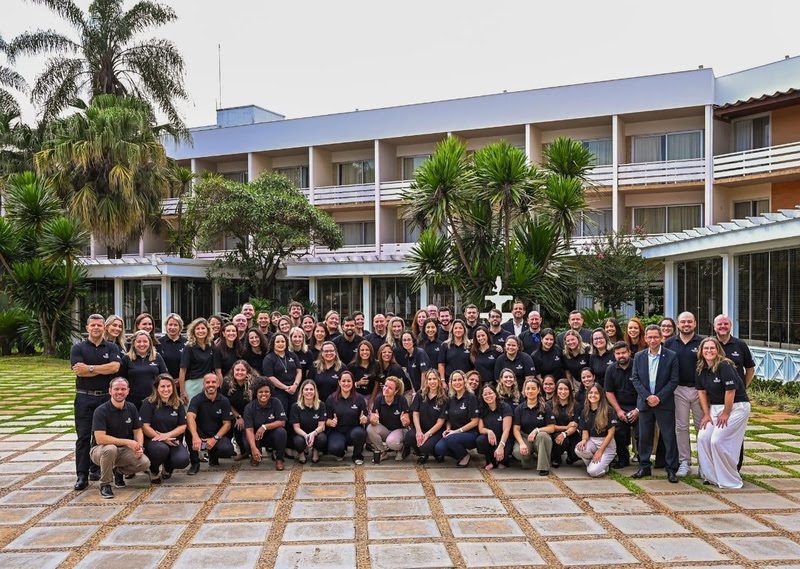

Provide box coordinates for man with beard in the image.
[437,307,453,343]
[463,304,481,340]
[288,301,304,328]
[487,308,513,348]
[186,374,235,474]
[367,313,389,354]
[334,316,364,365]
[604,342,638,468]
[520,310,543,355]
[502,300,526,337]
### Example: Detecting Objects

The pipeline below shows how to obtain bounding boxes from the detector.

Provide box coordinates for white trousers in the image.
[697,402,750,489]
[575,436,617,478]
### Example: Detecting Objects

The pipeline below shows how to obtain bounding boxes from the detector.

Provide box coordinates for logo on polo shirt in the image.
[170,411,178,416]
[216,409,222,414]
[411,363,417,368]
[103,353,109,359]
[488,354,495,360]
[537,414,544,421]
[149,362,158,367]
[554,356,561,361]
[459,403,466,410]
[433,405,440,411]
[268,414,274,420]
[579,359,587,365]
[434,347,440,352]
[312,414,320,420]
[516,364,523,370]
[125,417,131,423]
[179,348,184,353]
[713,376,721,383]
[393,409,400,415]
[496,416,502,422]
[351,404,358,409]
[691,348,698,353]
[731,351,740,357]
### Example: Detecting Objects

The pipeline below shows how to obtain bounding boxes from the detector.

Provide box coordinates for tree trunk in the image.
[39,317,55,357]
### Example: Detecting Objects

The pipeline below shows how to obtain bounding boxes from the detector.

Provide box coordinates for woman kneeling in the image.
[575,383,617,477]
[244,378,288,470]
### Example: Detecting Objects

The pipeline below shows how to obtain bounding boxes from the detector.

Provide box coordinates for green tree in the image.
[185,172,344,298]
[165,165,194,258]
[6,0,187,133]
[34,94,171,257]
[573,230,659,314]
[0,34,28,116]
[404,136,592,313]
[0,172,89,356]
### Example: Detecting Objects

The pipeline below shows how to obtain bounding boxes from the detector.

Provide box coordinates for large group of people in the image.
[70,301,755,498]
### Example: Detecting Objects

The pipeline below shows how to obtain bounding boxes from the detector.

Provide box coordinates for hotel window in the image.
[79,280,115,325]
[336,160,375,185]
[221,171,247,183]
[123,280,162,331]
[371,277,419,323]
[171,278,213,324]
[318,278,362,317]
[574,209,613,237]
[275,166,309,189]
[632,131,703,162]
[733,115,770,152]
[733,199,769,219]
[401,155,431,180]
[339,222,375,246]
[582,139,612,166]
[402,220,422,243]
[676,258,722,335]
[633,204,702,234]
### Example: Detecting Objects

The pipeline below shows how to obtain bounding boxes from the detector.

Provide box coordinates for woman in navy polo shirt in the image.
[512,379,554,475]
[140,374,189,483]
[405,369,448,464]
[121,330,167,409]
[434,370,480,467]
[367,376,410,463]
[289,379,328,464]
[476,384,512,470]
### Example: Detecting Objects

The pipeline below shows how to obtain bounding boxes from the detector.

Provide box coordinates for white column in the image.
[89,234,96,259]
[663,260,676,318]
[612,115,624,232]
[113,278,124,319]
[138,236,145,257]
[374,139,382,256]
[362,276,371,323]
[160,276,171,333]
[419,281,429,309]
[308,277,318,312]
[212,280,221,314]
[721,253,736,332]
[704,105,714,226]
[307,147,316,205]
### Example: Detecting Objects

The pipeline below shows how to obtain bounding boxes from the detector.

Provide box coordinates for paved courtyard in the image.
[0,358,799,568]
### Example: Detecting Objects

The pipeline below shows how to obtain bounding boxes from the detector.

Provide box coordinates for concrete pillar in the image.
[362,276,371,324]
[612,115,625,232]
[663,260,676,319]
[704,105,715,226]
[160,276,171,333]
[113,278,124,320]
[374,140,382,256]
[138,236,145,257]
[419,281,429,309]
[247,152,271,182]
[212,280,221,314]
[525,124,543,166]
[721,253,736,334]
[89,234,96,259]
[308,277,318,314]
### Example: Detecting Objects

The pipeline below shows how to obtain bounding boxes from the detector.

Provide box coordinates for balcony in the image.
[585,165,613,187]
[618,158,705,187]
[380,180,411,201]
[714,141,800,181]
[313,183,375,206]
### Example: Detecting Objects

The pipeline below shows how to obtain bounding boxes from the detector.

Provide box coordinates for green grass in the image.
[608,469,644,493]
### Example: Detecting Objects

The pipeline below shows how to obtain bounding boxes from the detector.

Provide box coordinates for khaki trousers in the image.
[90,444,151,484]
[512,432,552,471]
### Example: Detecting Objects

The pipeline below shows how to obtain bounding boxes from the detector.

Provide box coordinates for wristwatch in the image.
[213,435,220,441]
[88,365,95,373]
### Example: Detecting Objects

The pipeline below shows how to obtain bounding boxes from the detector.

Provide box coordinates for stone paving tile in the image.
[207,501,276,520]
[764,478,800,491]
[720,536,800,561]
[776,424,800,430]
[0,488,72,505]
[606,514,691,535]
[4,524,99,550]
[0,551,71,569]
[758,451,800,462]
[40,505,123,523]
[651,493,731,512]
[634,479,699,493]
[290,500,355,519]
[634,537,728,562]
[548,538,638,566]
[744,441,781,450]
[457,542,545,567]
[512,497,583,515]
[759,432,799,440]
[283,520,355,542]
[448,517,524,537]
[294,484,354,500]
[367,498,432,518]
[299,469,355,483]
[497,480,560,495]
[274,543,355,569]
[229,470,290,484]
[173,546,262,569]
[707,480,765,493]
[368,519,440,539]
[741,464,790,475]
[9,450,71,462]
[21,474,75,489]
[0,507,44,525]
[427,468,484,481]
[45,462,76,474]
[219,485,283,501]
[364,469,419,482]
[761,512,800,532]
[688,512,772,533]
[0,461,50,474]
[432,482,494,497]
[147,485,216,502]
[439,497,506,516]
[69,487,145,504]
[549,467,592,479]
[369,543,452,569]
[723,492,800,510]
[75,551,166,569]
[125,502,203,522]
[101,523,186,546]
[193,521,270,543]
[562,478,632,494]
[365,482,425,498]
[585,496,654,514]
[528,514,606,536]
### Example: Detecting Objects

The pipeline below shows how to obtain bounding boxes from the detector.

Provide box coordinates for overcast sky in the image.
[3,0,798,126]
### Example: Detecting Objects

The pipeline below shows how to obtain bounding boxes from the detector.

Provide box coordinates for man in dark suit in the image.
[631,324,680,483]
[501,300,526,337]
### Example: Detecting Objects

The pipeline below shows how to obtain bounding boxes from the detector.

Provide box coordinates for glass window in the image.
[429,282,457,315]
[577,209,613,237]
[633,207,666,234]
[582,139,612,166]
[667,205,701,233]
[667,131,703,161]
[634,205,700,234]
[676,258,722,335]
[318,278,362,318]
[275,166,309,189]
[402,155,431,179]
[336,160,375,185]
[339,222,375,246]
[734,116,771,152]
[633,135,665,163]
[371,278,419,323]
[79,280,115,324]
[220,281,254,316]
[272,280,310,308]
[734,199,769,219]
[403,220,422,243]
[171,279,212,325]
[221,171,247,183]
[123,280,162,331]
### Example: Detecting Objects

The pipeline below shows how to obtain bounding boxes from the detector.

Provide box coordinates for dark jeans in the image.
[231,426,246,455]
[75,392,109,476]
[243,427,287,461]
[434,431,477,460]
[476,434,510,467]
[327,426,366,460]
[291,432,328,453]
[638,407,678,472]
[187,430,235,465]
[403,428,442,457]
[550,432,581,464]
[144,439,190,474]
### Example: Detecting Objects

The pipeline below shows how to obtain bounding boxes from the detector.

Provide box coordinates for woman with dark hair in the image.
[418,318,444,371]
[325,370,369,464]
[158,313,186,379]
[548,378,580,467]
[496,368,521,409]
[541,375,556,402]
[394,331,430,404]
[575,367,598,410]
[290,379,327,464]
[659,317,677,342]
[121,330,168,409]
[602,317,623,345]
[308,323,328,363]
[434,370,480,467]
[310,341,344,403]
[625,317,647,354]
[214,323,241,382]
[289,327,312,379]
[375,344,407,396]
[349,340,378,402]
[440,319,472,381]
[465,370,481,394]
[242,327,270,371]
[262,332,301,413]
[243,378,288,470]
[589,328,614,381]
[405,369,448,464]
[470,325,501,387]
[301,315,316,344]
[532,329,565,381]
[222,360,257,461]
[207,315,224,344]
[512,378,553,475]
[494,335,536,389]
[410,308,429,339]
[575,383,617,477]
[367,376,411,463]
[476,384,512,470]
[134,312,159,347]
[140,374,190,484]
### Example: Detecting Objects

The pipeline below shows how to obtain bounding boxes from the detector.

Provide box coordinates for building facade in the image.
[79,57,800,349]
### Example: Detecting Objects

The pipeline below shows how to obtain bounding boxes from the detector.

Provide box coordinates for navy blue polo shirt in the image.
[665,334,704,387]
[70,339,122,391]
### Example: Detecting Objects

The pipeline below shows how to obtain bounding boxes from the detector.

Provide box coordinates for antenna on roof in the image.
[786,55,791,60]
[217,44,222,110]
[698,65,704,69]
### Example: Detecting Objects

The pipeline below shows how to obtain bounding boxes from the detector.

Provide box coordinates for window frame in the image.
[631,203,703,235]
[631,130,705,163]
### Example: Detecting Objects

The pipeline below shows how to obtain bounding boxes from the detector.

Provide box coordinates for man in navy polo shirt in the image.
[186,373,235,474]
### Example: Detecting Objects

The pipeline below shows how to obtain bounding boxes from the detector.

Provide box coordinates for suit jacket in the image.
[501,319,523,336]
[630,346,679,411]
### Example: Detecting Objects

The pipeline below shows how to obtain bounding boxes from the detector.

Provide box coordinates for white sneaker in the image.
[676,461,690,477]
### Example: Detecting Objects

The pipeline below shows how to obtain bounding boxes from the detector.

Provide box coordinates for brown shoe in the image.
[276,460,285,471]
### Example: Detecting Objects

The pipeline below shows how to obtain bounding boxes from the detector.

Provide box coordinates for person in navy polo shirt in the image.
[186,373,235,474]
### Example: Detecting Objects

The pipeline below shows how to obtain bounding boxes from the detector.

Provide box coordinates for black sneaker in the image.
[100,484,114,499]
[373,451,382,464]
[209,457,220,467]
[113,470,126,488]
[88,472,101,482]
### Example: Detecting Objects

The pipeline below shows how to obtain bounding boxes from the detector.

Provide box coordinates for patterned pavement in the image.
[0,357,799,568]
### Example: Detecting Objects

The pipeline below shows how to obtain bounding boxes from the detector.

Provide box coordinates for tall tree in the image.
[6,0,187,133]
[185,172,344,298]
[0,34,28,116]
[35,94,171,256]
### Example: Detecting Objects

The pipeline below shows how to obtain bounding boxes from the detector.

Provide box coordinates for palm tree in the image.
[6,0,187,134]
[35,94,171,257]
[0,35,28,116]
[167,165,195,257]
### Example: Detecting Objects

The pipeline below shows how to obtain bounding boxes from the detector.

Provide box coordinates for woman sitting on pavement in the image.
[243,378,288,471]
[476,384,512,470]
[367,376,411,463]
[575,382,617,477]
[512,378,554,475]
[434,370,480,467]
[140,374,190,484]
[289,379,327,464]
[405,369,448,464]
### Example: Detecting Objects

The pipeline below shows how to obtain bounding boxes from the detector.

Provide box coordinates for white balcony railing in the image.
[313,183,375,206]
[618,158,706,186]
[380,242,414,256]
[161,197,180,215]
[585,165,613,186]
[380,180,411,201]
[314,244,377,256]
[714,141,800,180]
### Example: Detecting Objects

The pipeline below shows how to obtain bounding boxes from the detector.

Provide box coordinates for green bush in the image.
[0,308,32,355]
[749,377,800,415]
